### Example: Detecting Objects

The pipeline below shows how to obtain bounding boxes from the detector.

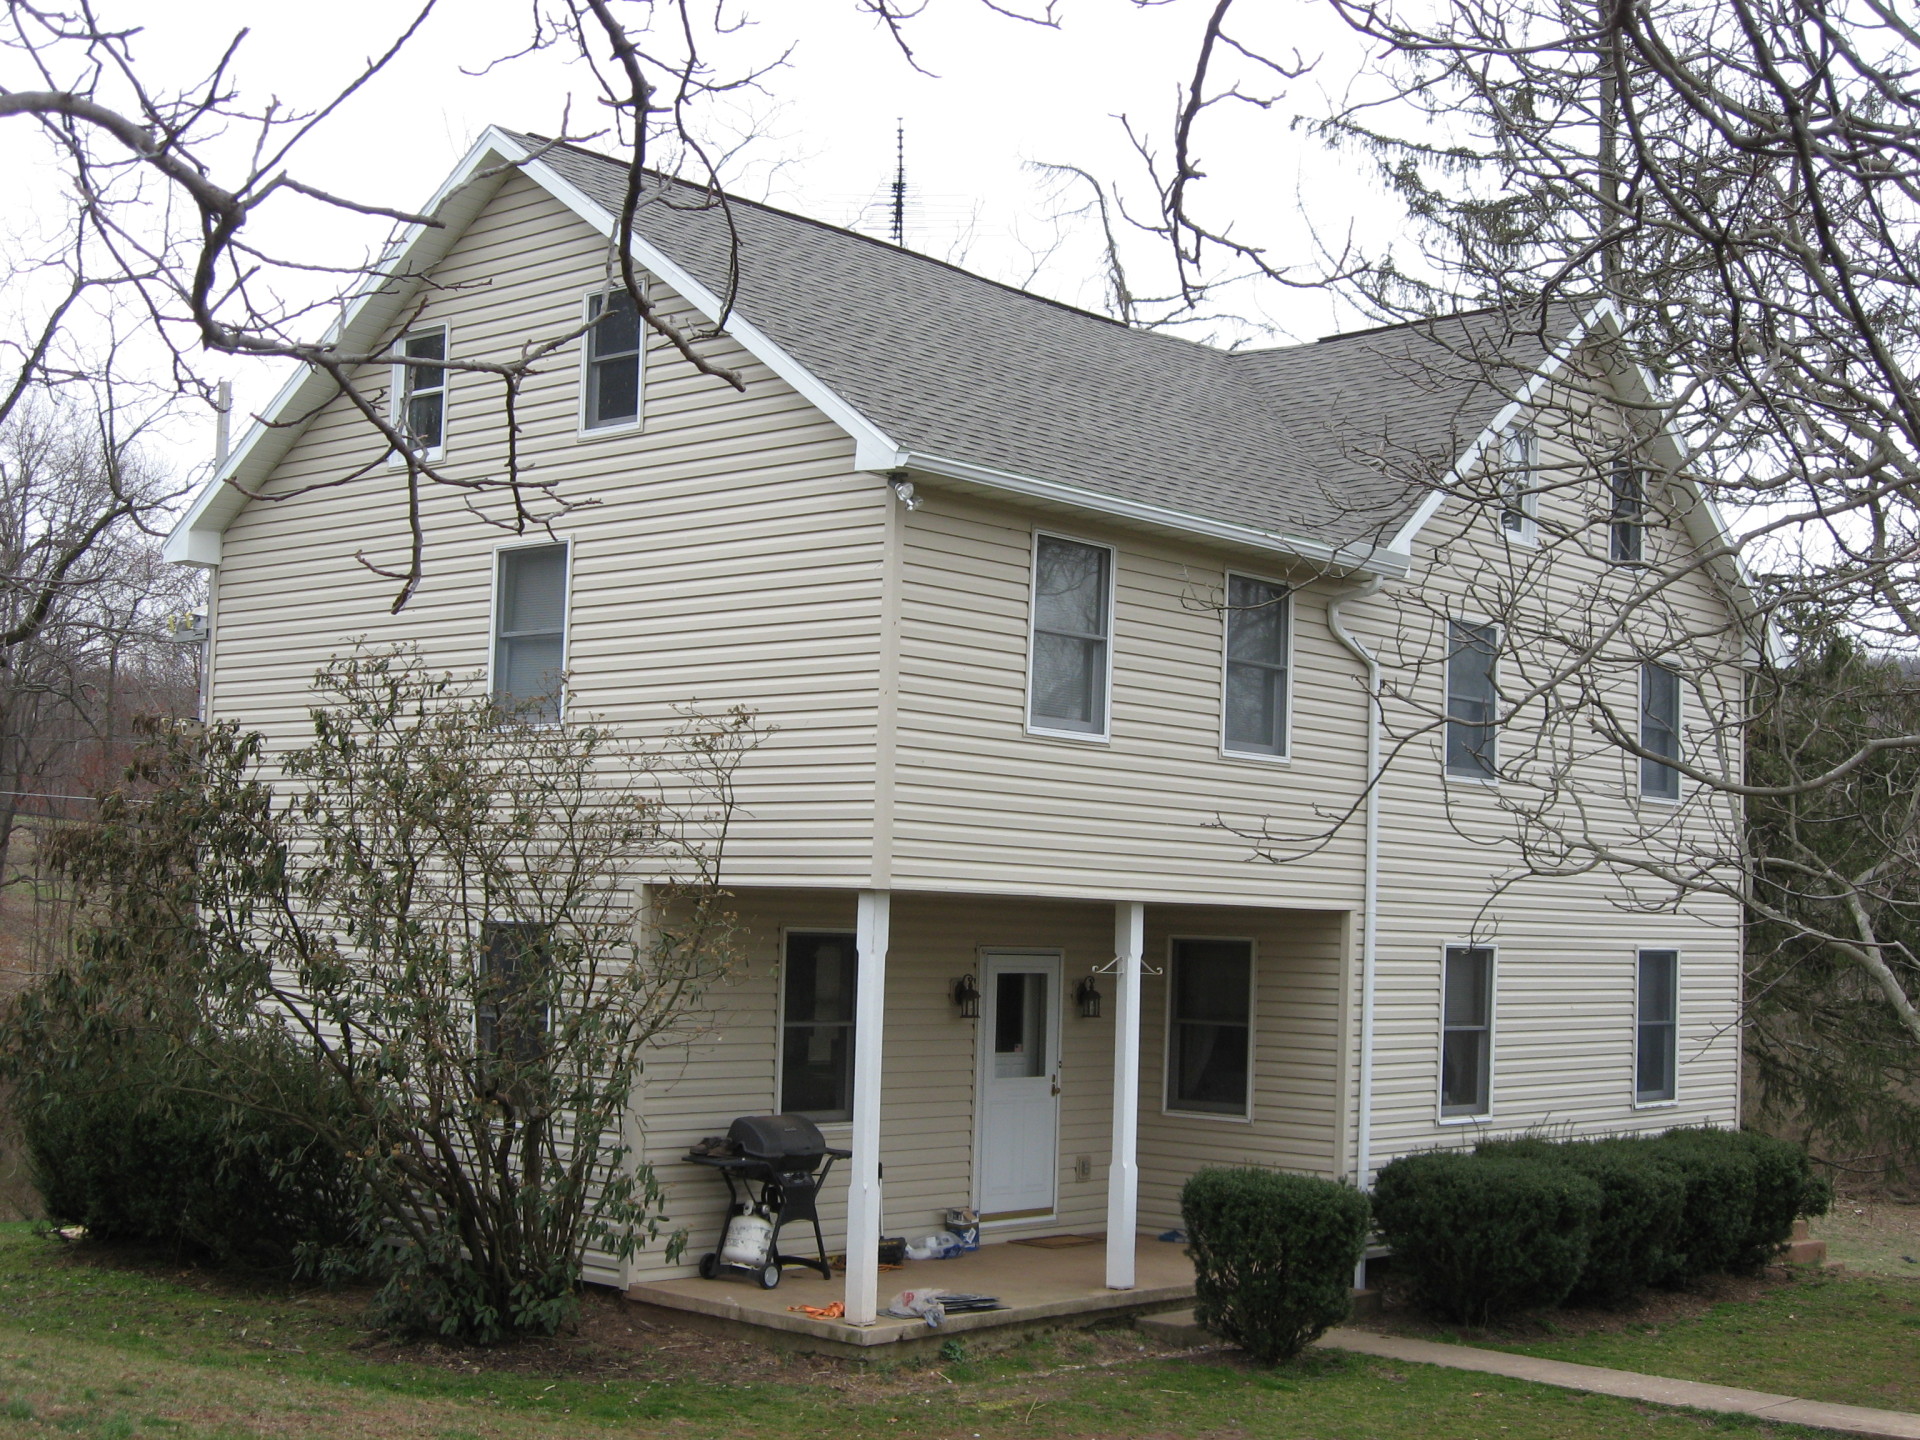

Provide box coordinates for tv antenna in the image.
[890,120,906,247]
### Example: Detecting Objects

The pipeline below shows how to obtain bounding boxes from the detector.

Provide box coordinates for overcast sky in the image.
[2,0,1405,481]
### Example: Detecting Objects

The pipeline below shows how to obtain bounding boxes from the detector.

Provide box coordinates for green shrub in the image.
[1659,1127,1826,1274]
[7,977,363,1266]
[1182,1167,1371,1362]
[1372,1151,1601,1323]
[1634,1130,1755,1283]
[1478,1138,1685,1304]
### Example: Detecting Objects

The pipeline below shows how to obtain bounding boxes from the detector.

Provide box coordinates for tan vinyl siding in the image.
[209,173,886,882]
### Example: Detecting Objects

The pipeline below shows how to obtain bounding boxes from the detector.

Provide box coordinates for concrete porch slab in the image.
[625,1235,1195,1357]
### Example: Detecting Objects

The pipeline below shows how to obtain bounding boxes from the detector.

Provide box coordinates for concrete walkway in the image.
[1136,1312,1920,1439]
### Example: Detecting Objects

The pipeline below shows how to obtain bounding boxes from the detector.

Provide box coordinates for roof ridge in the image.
[515,131,1179,341]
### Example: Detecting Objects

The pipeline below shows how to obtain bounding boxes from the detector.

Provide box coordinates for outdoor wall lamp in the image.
[1075,976,1103,1019]
[951,973,981,1019]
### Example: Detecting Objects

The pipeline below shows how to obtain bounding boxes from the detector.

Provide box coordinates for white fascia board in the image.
[163,130,518,567]
[503,134,905,471]
[1386,299,1615,556]
[904,450,1414,579]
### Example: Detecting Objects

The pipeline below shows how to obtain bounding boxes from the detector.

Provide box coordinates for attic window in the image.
[1500,428,1539,545]
[584,289,642,431]
[398,328,447,455]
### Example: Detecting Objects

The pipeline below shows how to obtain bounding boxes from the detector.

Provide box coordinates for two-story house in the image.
[165,128,1750,1338]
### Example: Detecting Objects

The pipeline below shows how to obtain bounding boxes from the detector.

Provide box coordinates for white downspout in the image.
[1326,578,1384,1213]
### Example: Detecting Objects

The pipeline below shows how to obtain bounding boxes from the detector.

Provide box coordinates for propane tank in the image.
[719,1213,774,1267]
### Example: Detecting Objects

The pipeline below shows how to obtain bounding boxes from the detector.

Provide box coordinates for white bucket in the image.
[719,1213,774,1267]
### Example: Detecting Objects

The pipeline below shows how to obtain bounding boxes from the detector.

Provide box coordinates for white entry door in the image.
[975,951,1062,1219]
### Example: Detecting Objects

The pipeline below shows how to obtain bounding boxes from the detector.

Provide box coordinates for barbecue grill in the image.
[687,1114,850,1289]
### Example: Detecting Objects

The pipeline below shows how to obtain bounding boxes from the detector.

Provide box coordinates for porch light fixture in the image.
[951,973,981,1019]
[1075,976,1103,1019]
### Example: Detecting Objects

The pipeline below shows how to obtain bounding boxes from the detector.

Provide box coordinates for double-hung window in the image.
[1167,939,1253,1117]
[493,543,568,722]
[398,327,447,455]
[1640,661,1682,800]
[477,921,550,1101]
[1445,620,1499,780]
[1610,460,1646,563]
[1223,575,1290,757]
[1500,427,1539,544]
[583,288,642,430]
[1029,534,1113,736]
[1441,945,1494,1117]
[1636,949,1679,1103]
[780,931,858,1122]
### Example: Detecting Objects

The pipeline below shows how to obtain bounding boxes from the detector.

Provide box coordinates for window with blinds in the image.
[1441,945,1494,1117]
[584,289,642,430]
[1640,662,1682,799]
[1223,575,1290,756]
[1029,534,1112,736]
[1167,938,1253,1116]
[1636,949,1678,1102]
[493,543,568,722]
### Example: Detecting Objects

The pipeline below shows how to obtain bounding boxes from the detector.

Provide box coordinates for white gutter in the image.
[1326,576,1385,1206]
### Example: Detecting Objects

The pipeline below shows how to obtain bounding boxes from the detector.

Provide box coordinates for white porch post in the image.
[1106,901,1144,1290]
[844,889,891,1324]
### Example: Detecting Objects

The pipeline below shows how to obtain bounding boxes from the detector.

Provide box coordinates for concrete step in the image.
[1785,1237,1829,1266]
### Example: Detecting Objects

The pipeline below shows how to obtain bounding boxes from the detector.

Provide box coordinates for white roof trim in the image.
[905,450,1413,579]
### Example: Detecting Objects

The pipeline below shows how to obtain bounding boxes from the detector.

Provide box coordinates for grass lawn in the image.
[1380,1267,1920,1414]
[0,1225,1840,1440]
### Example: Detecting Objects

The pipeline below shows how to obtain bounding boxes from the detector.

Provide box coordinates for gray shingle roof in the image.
[529,136,1563,552]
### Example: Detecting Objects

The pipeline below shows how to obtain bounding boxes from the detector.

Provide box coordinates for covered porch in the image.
[621,887,1353,1340]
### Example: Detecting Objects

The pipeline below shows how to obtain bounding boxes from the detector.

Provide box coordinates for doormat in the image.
[1011,1234,1103,1249]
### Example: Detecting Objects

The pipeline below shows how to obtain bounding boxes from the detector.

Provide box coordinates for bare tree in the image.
[1126,0,1920,1163]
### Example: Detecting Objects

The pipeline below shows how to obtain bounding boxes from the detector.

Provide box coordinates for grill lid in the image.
[728,1113,829,1169]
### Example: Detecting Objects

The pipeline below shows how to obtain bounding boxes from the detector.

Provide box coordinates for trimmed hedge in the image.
[1478,1138,1685,1304]
[1371,1152,1601,1323]
[1654,1128,1830,1275]
[1182,1167,1371,1362]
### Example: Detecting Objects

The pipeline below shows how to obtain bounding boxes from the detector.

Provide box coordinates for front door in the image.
[975,950,1062,1219]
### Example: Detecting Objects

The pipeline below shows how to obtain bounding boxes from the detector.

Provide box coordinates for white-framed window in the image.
[395,326,448,457]
[1222,574,1291,758]
[1640,661,1682,800]
[582,288,643,432]
[1027,532,1114,738]
[1445,619,1499,780]
[476,920,550,1101]
[1165,937,1254,1118]
[1610,459,1646,563]
[1440,944,1494,1118]
[778,930,858,1122]
[1635,948,1679,1103]
[1500,427,1539,545]
[492,542,569,722]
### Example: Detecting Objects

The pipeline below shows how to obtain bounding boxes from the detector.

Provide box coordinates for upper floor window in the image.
[1223,575,1290,757]
[1029,534,1112,737]
[1445,619,1499,780]
[1635,948,1679,1103]
[1167,938,1253,1117]
[1500,427,1539,545]
[780,931,858,1122]
[1640,661,1682,799]
[1610,460,1646,563]
[1441,944,1494,1118]
[494,543,568,722]
[398,327,447,455]
[584,289,642,431]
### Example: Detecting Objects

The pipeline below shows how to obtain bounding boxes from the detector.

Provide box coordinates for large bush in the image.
[1182,1167,1371,1362]
[1656,1128,1828,1274]
[6,977,363,1265]
[1372,1151,1601,1322]
[1478,1138,1685,1304]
